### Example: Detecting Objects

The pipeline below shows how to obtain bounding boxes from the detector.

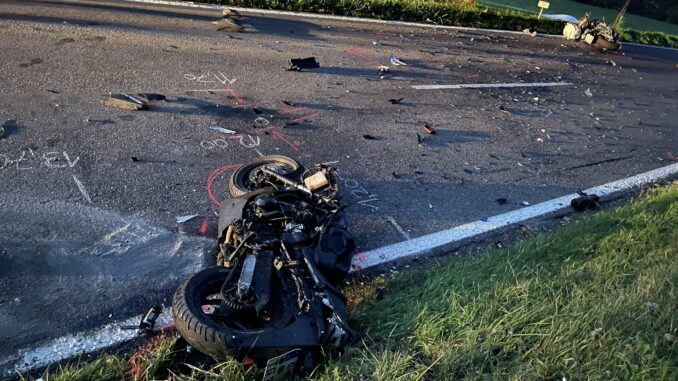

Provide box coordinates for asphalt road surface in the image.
[1,0,677,372]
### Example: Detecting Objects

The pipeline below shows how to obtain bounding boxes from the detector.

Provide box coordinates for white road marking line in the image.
[4,311,173,376]
[8,163,678,375]
[386,216,410,240]
[353,163,678,269]
[411,82,573,90]
[72,175,92,203]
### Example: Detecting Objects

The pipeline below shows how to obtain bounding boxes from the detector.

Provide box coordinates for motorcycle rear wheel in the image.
[228,155,303,197]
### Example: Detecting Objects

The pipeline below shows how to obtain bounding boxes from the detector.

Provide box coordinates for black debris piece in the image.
[388,98,404,104]
[47,89,60,94]
[138,305,162,334]
[287,57,320,71]
[414,171,424,175]
[423,124,436,134]
[136,93,166,105]
[363,134,379,140]
[131,156,140,162]
[499,105,511,115]
[392,172,401,179]
[253,107,263,114]
[496,198,508,205]
[571,192,600,211]
[463,168,473,174]
[281,99,296,106]
[1,120,18,139]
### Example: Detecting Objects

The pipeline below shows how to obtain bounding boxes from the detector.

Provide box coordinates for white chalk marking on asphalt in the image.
[411,82,573,90]
[72,175,92,203]
[254,148,264,157]
[354,163,678,269]
[4,311,173,376]
[386,216,410,240]
[8,163,678,375]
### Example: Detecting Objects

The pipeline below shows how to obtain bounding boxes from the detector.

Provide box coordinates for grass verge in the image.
[185,0,678,48]
[40,182,678,380]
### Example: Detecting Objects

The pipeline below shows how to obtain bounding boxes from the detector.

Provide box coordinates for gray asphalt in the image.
[0,0,677,371]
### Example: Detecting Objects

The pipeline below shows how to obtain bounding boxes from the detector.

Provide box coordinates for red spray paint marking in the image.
[280,107,308,115]
[465,73,481,80]
[289,113,320,124]
[366,60,380,65]
[345,47,369,58]
[199,217,209,235]
[207,164,242,207]
[225,87,247,107]
[271,129,300,151]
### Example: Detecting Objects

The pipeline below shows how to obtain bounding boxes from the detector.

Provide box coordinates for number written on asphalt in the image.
[184,72,237,85]
[336,174,379,210]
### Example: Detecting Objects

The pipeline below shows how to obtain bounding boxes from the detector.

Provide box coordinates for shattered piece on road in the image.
[212,17,244,32]
[222,7,243,19]
[304,171,330,191]
[563,23,581,40]
[363,134,379,140]
[210,123,237,134]
[422,124,436,134]
[136,93,166,105]
[522,28,537,37]
[176,215,199,224]
[416,132,425,145]
[606,60,617,67]
[131,156,139,162]
[499,105,512,115]
[584,88,593,97]
[252,107,263,114]
[570,192,599,211]
[138,306,162,334]
[496,198,508,205]
[102,93,147,110]
[389,54,407,66]
[286,57,320,71]
[388,98,403,104]
[521,201,531,206]
[392,172,401,179]
[377,65,390,73]
[254,117,270,127]
[281,99,296,106]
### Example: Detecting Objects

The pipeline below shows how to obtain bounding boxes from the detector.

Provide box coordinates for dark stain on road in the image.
[18,58,43,68]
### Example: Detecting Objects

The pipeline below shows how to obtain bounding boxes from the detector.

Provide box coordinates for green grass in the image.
[41,182,678,380]
[477,0,678,34]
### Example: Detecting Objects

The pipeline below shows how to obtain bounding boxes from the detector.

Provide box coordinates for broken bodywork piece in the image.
[563,14,620,50]
[286,57,320,71]
[101,93,166,110]
[571,192,599,211]
[173,156,355,379]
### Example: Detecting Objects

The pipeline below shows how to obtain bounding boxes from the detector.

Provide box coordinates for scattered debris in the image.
[496,198,508,205]
[377,65,390,73]
[212,8,244,32]
[522,28,537,37]
[138,305,162,334]
[210,124,237,134]
[590,328,604,340]
[286,57,320,71]
[571,192,599,211]
[422,124,436,134]
[176,215,198,224]
[499,105,512,115]
[606,60,617,67]
[563,15,620,50]
[254,117,270,128]
[101,93,166,110]
[281,99,296,106]
[222,7,243,19]
[416,132,425,145]
[646,302,659,310]
[666,333,676,344]
[388,98,403,104]
[521,201,531,206]
[389,54,407,66]
[584,88,593,97]
[392,172,401,179]
[131,156,139,162]
[363,134,379,140]
[252,107,263,114]
[47,89,60,94]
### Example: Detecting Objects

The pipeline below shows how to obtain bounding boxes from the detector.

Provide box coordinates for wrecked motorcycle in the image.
[563,14,620,51]
[172,156,356,377]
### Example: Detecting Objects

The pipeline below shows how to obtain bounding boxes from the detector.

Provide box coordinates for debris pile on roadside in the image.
[563,14,620,51]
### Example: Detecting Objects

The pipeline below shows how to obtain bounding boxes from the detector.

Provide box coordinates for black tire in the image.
[228,155,303,197]
[172,266,296,360]
[592,37,620,51]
